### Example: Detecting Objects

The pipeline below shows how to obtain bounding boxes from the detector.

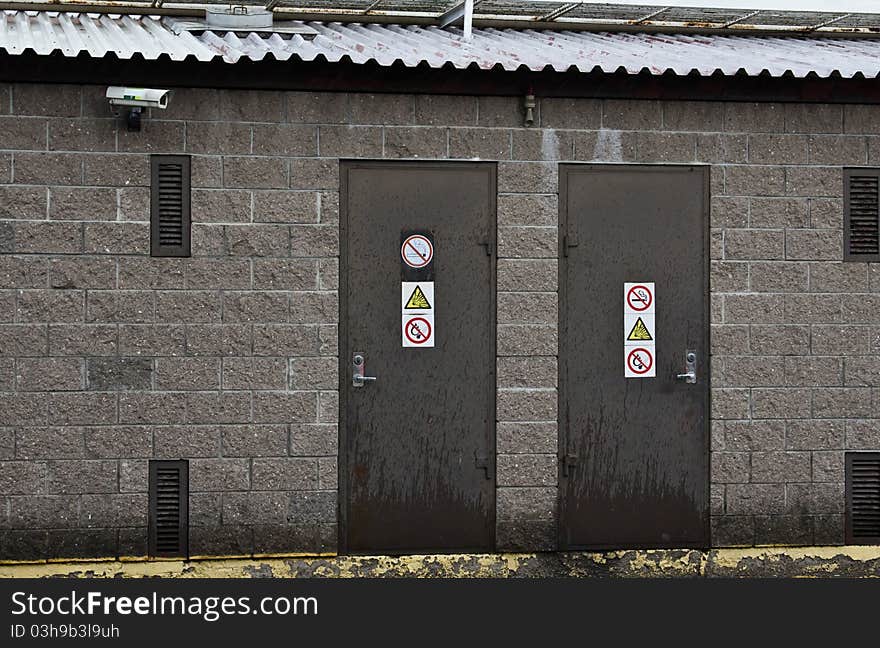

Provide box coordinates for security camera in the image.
[106,87,172,109]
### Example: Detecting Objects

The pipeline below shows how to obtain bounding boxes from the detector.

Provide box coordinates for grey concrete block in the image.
[84,427,152,458]
[223,291,289,324]
[750,325,810,356]
[189,458,249,492]
[185,122,251,155]
[414,95,477,126]
[726,483,785,515]
[251,458,317,490]
[711,388,750,419]
[14,221,83,254]
[154,426,220,458]
[154,357,219,391]
[750,388,811,419]
[812,387,872,418]
[497,487,556,521]
[223,491,289,525]
[750,452,811,483]
[724,420,785,451]
[384,127,448,158]
[48,459,117,494]
[222,425,288,457]
[87,291,154,324]
[0,256,47,289]
[191,189,251,224]
[16,357,82,392]
[47,392,116,425]
[253,392,317,424]
[724,165,785,196]
[83,222,148,255]
[118,392,186,425]
[119,324,186,357]
[749,262,808,292]
[785,482,844,515]
[748,134,808,164]
[185,324,251,356]
[784,356,843,387]
[156,291,222,323]
[845,420,880,449]
[725,102,784,132]
[318,125,382,157]
[253,325,318,356]
[497,454,557,487]
[785,103,842,133]
[0,461,48,494]
[748,197,809,228]
[497,422,556,455]
[185,392,251,424]
[711,452,750,484]
[290,292,337,325]
[14,152,82,185]
[252,124,318,157]
[725,230,785,260]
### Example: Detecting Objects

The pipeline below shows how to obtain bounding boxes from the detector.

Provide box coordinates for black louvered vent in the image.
[148,460,189,558]
[845,452,880,544]
[151,155,191,257]
[845,169,880,261]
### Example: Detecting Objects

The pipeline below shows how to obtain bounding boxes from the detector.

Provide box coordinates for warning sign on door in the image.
[624,283,654,314]
[402,282,433,310]
[625,314,654,342]
[624,282,656,379]
[401,234,434,269]
[403,314,434,347]
[625,347,655,378]
[401,281,434,348]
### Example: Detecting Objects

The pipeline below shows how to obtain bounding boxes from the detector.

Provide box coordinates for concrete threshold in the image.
[2,546,880,578]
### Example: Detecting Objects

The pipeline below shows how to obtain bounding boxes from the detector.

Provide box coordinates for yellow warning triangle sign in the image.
[627,317,653,341]
[405,285,432,310]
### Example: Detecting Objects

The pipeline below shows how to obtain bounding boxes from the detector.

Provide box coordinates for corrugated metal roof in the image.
[4,10,880,78]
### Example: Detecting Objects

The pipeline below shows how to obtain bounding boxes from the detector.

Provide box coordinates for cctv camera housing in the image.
[106,87,171,109]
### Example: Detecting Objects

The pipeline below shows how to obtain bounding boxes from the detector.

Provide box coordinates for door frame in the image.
[338,159,498,555]
[557,163,712,551]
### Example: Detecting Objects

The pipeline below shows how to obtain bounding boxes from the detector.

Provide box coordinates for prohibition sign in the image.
[626,285,653,312]
[401,235,434,268]
[404,316,432,345]
[626,347,653,375]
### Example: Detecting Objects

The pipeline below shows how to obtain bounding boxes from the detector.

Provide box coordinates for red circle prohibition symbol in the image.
[626,285,653,311]
[401,235,434,268]
[404,316,432,345]
[627,347,653,374]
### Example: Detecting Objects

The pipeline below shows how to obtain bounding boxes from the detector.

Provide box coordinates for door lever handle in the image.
[353,374,377,387]
[677,350,697,384]
[352,353,377,388]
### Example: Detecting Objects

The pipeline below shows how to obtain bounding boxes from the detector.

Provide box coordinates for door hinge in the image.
[480,240,494,256]
[475,453,492,480]
[561,454,578,477]
[562,233,579,257]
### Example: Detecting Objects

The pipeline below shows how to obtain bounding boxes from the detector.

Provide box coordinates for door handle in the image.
[676,350,697,384]
[352,353,377,388]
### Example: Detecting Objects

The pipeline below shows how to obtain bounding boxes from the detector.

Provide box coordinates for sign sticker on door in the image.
[401,234,434,269]
[400,232,435,348]
[624,282,656,378]
[402,282,433,310]
[403,314,434,347]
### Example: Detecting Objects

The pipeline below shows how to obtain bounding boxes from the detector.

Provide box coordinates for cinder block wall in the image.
[0,83,875,558]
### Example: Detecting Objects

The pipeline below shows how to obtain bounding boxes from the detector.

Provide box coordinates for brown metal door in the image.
[559,164,709,549]
[340,161,496,554]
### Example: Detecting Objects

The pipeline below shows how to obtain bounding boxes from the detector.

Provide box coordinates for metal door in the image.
[340,161,496,554]
[559,164,709,549]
